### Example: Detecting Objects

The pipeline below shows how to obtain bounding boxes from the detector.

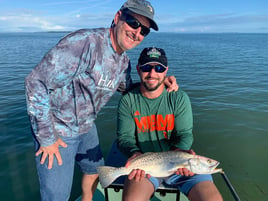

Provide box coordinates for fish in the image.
[97,151,222,188]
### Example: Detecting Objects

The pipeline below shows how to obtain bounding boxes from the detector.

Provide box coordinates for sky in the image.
[0,0,268,33]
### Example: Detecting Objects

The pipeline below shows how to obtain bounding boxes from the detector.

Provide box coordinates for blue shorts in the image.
[34,123,104,201]
[149,174,213,196]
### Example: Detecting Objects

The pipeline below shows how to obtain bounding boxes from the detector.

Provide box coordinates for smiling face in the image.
[137,62,168,98]
[111,11,150,54]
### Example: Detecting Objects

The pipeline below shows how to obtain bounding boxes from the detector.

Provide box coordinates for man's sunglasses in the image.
[121,13,150,37]
[139,64,167,73]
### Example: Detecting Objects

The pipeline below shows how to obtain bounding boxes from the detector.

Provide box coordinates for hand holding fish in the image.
[128,169,147,182]
[126,152,151,182]
[173,149,195,176]
[125,152,143,168]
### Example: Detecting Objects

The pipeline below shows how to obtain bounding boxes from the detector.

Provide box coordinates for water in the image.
[0,32,267,201]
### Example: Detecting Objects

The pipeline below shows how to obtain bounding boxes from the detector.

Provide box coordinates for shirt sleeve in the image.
[117,95,140,157]
[25,33,90,147]
[117,61,133,93]
[171,91,194,150]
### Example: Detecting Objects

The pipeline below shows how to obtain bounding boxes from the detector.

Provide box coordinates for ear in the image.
[114,10,122,25]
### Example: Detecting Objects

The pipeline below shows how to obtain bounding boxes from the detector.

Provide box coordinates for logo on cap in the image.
[147,5,153,13]
[137,0,153,13]
[147,47,161,58]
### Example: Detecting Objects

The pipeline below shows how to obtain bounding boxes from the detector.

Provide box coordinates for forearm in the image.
[117,61,133,94]
[171,130,193,150]
[25,33,88,146]
[117,135,140,158]
[172,90,194,150]
[117,115,140,157]
[117,97,140,157]
[25,74,57,147]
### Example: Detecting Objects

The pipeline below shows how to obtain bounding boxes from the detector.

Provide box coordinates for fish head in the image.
[188,155,222,174]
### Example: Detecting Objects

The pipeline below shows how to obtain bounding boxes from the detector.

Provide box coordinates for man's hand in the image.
[164,75,179,92]
[125,152,151,182]
[175,167,194,177]
[35,138,67,169]
[174,149,195,176]
[128,169,147,182]
[125,152,142,168]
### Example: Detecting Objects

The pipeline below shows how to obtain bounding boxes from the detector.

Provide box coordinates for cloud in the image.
[41,0,114,16]
[0,14,65,32]
[0,7,114,32]
[41,0,100,6]
[158,13,268,33]
[1,6,267,33]
[0,0,117,32]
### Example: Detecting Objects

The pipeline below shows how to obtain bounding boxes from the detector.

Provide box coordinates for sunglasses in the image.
[122,13,150,37]
[139,64,167,73]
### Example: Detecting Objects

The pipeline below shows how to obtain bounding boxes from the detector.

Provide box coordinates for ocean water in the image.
[0,32,267,201]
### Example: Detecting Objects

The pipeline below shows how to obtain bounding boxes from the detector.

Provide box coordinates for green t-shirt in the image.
[117,86,193,157]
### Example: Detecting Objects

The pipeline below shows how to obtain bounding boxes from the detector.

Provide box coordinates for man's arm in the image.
[25,33,89,167]
[171,90,194,150]
[117,94,140,157]
[25,33,90,147]
[170,90,194,176]
[117,61,133,94]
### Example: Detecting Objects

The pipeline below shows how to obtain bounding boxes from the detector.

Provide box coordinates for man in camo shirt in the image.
[25,0,178,201]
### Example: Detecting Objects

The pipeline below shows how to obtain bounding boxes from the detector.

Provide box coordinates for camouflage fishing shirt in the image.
[25,28,132,147]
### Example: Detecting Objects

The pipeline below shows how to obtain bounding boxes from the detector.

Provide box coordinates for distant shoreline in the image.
[0,31,267,34]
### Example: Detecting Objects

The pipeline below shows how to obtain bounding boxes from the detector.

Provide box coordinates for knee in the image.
[205,193,223,201]
[81,174,99,201]
[122,188,153,201]
[122,195,135,201]
[187,181,223,201]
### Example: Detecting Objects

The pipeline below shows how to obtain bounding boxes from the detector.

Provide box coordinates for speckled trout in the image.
[97,151,222,188]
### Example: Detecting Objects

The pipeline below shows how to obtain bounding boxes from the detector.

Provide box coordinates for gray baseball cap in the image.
[120,0,159,31]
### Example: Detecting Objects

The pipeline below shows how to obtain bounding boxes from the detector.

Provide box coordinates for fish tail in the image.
[97,166,126,188]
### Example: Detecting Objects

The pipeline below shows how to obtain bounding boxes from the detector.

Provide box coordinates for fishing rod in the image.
[220,171,241,201]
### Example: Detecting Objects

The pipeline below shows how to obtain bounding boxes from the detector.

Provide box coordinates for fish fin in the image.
[97,166,125,188]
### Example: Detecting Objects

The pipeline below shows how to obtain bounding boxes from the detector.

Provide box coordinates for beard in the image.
[141,76,165,91]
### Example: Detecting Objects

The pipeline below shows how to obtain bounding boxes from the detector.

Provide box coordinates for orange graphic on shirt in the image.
[134,111,140,116]
[134,113,174,134]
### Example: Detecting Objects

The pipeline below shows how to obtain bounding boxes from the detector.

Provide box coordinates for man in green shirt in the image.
[117,47,223,201]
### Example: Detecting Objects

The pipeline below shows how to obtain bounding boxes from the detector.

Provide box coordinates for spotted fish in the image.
[97,151,222,188]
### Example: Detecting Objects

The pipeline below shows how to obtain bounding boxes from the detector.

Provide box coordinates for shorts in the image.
[148,173,213,196]
[34,123,104,201]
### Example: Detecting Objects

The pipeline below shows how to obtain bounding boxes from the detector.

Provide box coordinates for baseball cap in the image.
[120,0,159,31]
[138,47,168,67]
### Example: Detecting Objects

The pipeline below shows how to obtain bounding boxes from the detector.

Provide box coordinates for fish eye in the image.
[207,159,212,164]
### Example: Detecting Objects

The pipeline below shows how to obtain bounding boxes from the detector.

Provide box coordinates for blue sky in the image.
[0,0,267,33]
